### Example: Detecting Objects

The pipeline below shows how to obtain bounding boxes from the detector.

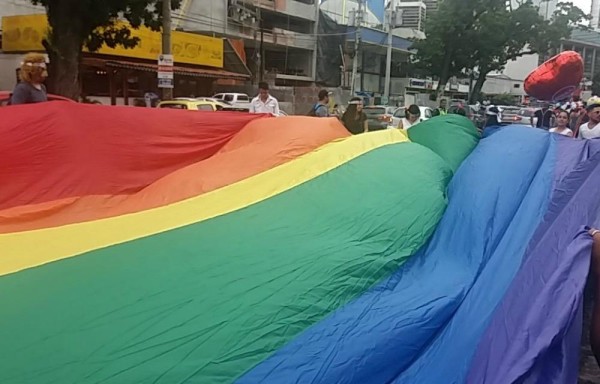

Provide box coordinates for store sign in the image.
[2,14,224,68]
[158,54,174,88]
[408,78,433,89]
[158,78,174,89]
[158,54,174,79]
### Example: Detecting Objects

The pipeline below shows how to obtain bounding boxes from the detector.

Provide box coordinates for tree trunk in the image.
[434,53,453,101]
[44,36,83,100]
[44,4,85,100]
[469,74,487,104]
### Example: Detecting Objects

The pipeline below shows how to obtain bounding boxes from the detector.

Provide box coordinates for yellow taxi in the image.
[157,98,233,111]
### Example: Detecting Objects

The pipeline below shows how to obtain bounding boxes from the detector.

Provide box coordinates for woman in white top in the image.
[398,104,421,130]
[549,110,573,137]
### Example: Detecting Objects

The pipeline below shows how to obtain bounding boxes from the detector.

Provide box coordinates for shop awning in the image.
[224,39,252,77]
[82,57,250,79]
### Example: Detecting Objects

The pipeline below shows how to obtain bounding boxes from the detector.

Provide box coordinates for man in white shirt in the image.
[579,103,600,139]
[249,82,280,115]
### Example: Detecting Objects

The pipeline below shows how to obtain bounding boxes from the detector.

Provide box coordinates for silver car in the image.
[516,107,539,126]
[390,106,433,128]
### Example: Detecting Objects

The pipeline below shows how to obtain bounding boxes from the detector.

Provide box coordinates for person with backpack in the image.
[308,90,330,117]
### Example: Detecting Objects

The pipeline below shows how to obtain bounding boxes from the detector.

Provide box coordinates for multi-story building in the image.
[592,0,600,31]
[320,0,382,28]
[175,0,319,84]
[399,0,437,17]
[0,0,251,102]
[533,29,600,83]
[396,2,427,32]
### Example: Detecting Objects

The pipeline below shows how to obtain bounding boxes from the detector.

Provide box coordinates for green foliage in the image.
[491,93,518,106]
[31,0,182,52]
[412,0,500,85]
[414,0,589,99]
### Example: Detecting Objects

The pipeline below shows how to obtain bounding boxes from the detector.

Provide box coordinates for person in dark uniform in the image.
[532,104,554,130]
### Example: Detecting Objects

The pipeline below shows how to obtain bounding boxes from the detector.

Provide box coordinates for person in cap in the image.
[11,53,49,105]
[578,97,600,139]
[308,90,331,117]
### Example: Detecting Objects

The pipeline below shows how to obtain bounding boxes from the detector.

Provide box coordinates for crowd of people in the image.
[7,54,600,142]
[475,98,600,140]
[527,97,600,139]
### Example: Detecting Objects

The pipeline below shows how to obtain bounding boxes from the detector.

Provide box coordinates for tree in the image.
[412,0,507,101]
[413,0,588,103]
[491,93,518,106]
[467,1,589,103]
[31,0,182,99]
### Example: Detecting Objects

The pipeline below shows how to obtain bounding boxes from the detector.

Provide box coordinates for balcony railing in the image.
[239,0,316,21]
[236,27,315,50]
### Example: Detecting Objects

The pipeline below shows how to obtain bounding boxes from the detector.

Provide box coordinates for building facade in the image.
[176,0,319,85]
[592,0,600,31]
[0,5,251,103]
[396,2,427,32]
[538,28,600,88]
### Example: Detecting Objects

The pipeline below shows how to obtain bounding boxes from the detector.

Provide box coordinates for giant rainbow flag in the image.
[1,102,599,383]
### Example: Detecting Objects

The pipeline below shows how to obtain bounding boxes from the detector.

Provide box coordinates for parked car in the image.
[212,93,251,110]
[390,106,433,128]
[499,106,522,124]
[516,107,539,126]
[0,90,74,106]
[363,106,397,131]
[158,99,246,112]
[177,97,226,104]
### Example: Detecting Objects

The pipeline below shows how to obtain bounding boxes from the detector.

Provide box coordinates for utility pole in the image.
[350,0,363,96]
[161,0,173,100]
[311,0,320,82]
[383,0,395,104]
[258,7,264,83]
[384,3,402,104]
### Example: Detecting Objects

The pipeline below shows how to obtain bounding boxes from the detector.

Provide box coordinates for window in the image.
[213,94,223,100]
[513,84,521,89]
[237,95,249,101]
[197,104,214,111]
[394,108,406,118]
[224,94,234,102]
[425,109,432,118]
[159,104,187,109]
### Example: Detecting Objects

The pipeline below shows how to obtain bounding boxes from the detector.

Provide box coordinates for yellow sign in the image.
[1,14,224,68]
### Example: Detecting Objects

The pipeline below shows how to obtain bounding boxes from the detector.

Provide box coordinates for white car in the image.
[212,93,251,111]
[390,106,434,128]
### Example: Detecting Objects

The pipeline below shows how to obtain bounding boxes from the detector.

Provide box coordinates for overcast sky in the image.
[572,0,592,14]
[573,0,592,13]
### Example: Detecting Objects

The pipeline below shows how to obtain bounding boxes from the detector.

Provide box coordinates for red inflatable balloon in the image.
[524,51,584,102]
